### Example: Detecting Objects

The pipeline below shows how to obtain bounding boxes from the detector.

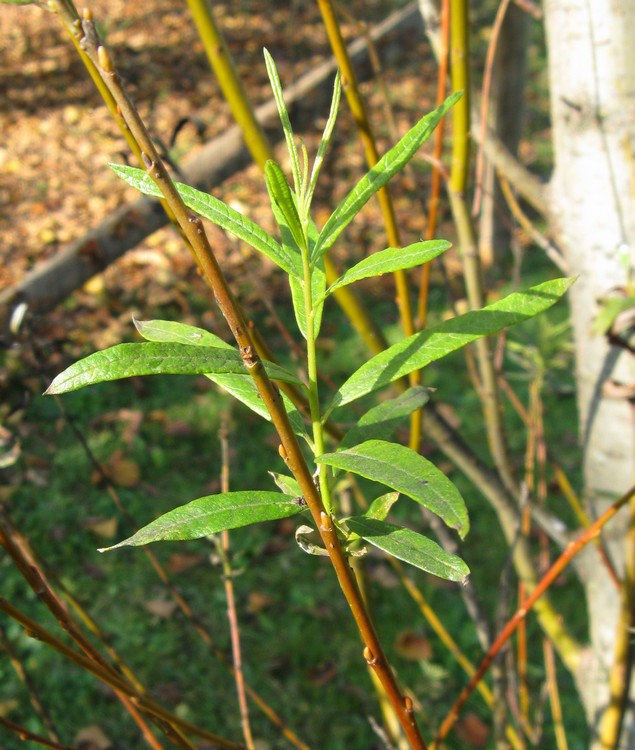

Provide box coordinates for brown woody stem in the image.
[77,12,426,750]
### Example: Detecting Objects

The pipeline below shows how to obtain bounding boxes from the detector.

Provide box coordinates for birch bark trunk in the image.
[544,0,635,744]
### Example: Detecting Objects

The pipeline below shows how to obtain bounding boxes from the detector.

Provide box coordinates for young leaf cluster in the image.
[48,53,572,584]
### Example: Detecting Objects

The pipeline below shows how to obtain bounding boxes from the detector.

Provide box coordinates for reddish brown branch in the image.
[432,483,635,747]
[0,715,73,750]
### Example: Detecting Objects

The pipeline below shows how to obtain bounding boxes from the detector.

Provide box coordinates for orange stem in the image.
[432,483,635,747]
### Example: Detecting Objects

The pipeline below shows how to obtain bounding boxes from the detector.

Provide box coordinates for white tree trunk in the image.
[544,0,635,745]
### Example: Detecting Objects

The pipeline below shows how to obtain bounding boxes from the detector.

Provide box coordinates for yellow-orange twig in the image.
[432,483,635,748]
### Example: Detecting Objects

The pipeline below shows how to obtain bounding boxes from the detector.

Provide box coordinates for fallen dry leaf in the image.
[143,597,179,619]
[455,713,489,748]
[0,698,19,718]
[83,517,118,539]
[247,590,274,614]
[167,552,207,574]
[163,419,194,437]
[98,451,141,488]
[73,724,112,750]
[394,630,433,661]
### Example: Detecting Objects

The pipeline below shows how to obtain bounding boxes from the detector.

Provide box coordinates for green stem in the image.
[314,0,423,452]
[75,15,424,749]
[302,253,331,514]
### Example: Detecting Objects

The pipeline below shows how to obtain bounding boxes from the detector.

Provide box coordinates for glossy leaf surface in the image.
[100,492,305,550]
[339,386,430,449]
[46,342,302,394]
[345,516,469,582]
[110,165,299,276]
[317,439,468,538]
[328,277,575,411]
[322,240,449,300]
[133,320,307,436]
[264,160,306,253]
[313,91,461,262]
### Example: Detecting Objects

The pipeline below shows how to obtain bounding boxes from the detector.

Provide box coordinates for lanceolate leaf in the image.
[345,516,469,582]
[134,318,232,349]
[269,472,303,498]
[312,91,461,263]
[339,386,431,449]
[290,255,326,340]
[100,492,306,550]
[264,160,306,253]
[109,165,298,276]
[317,440,469,538]
[205,373,308,438]
[135,320,307,436]
[364,492,399,521]
[45,342,302,394]
[328,277,575,411]
[307,72,342,208]
[322,241,450,300]
[263,48,303,195]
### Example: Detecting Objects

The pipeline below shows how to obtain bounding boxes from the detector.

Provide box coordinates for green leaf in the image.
[134,320,307,436]
[339,386,430,450]
[328,277,575,411]
[263,49,302,196]
[344,517,469,582]
[265,160,306,253]
[289,254,326,340]
[306,72,341,210]
[206,373,308,438]
[109,165,299,277]
[592,295,635,336]
[312,91,461,262]
[364,492,399,521]
[100,492,306,550]
[45,342,302,395]
[268,179,304,279]
[134,318,232,349]
[322,240,449,300]
[269,472,303,498]
[317,440,469,538]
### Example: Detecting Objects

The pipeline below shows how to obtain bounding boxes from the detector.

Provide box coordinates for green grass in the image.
[0,270,590,750]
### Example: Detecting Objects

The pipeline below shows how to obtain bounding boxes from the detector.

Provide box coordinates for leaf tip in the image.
[43,378,61,396]
[97,540,126,553]
[132,315,144,335]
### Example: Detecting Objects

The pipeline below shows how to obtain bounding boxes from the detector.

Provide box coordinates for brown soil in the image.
[0,1,437,364]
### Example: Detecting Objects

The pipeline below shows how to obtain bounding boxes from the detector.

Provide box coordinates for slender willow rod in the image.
[0,519,167,750]
[431,483,635,748]
[314,0,424,453]
[0,715,73,750]
[76,13,427,750]
[448,0,517,496]
[0,597,243,750]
